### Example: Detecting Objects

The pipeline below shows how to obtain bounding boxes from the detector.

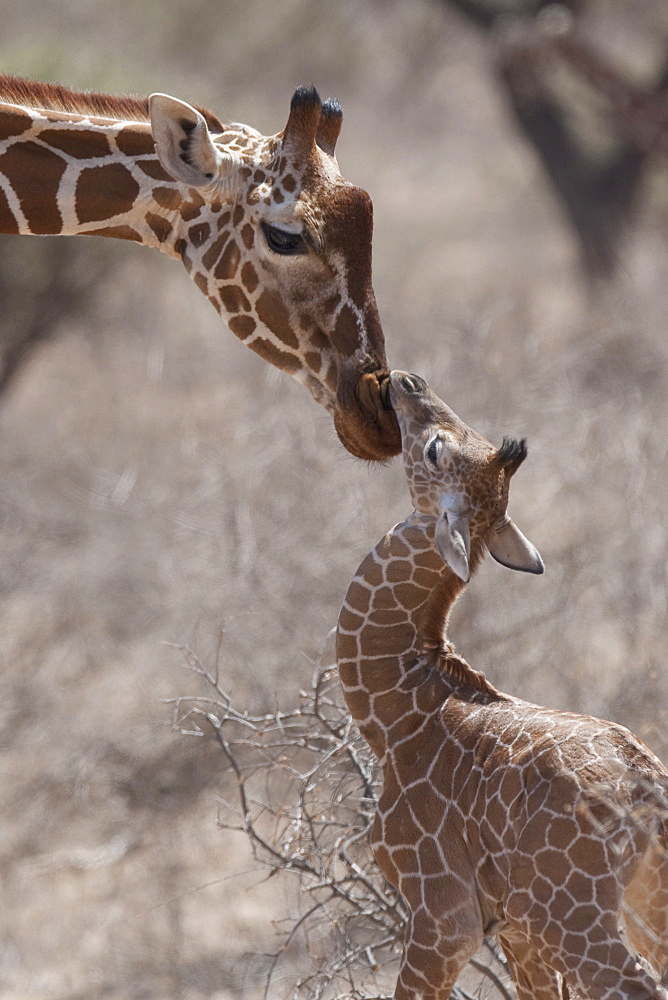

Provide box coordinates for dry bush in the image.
[168,636,517,1000]
[167,631,668,999]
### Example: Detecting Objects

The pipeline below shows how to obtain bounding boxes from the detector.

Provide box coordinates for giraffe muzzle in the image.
[333,367,401,460]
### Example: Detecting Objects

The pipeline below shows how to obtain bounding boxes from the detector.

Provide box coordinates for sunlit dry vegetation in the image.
[1,1,667,997]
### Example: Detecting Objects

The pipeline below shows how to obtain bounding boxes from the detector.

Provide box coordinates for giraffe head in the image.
[389,371,544,582]
[148,85,400,460]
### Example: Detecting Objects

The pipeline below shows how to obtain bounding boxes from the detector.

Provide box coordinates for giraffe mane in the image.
[418,555,502,700]
[440,650,501,700]
[0,74,223,132]
[420,643,501,700]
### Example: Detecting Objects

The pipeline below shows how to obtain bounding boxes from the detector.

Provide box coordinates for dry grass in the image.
[0,1,667,997]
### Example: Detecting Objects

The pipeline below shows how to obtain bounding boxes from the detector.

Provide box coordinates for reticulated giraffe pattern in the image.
[0,74,399,460]
[336,371,668,1000]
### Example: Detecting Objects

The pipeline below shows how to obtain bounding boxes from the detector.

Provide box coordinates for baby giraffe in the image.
[336,371,668,1000]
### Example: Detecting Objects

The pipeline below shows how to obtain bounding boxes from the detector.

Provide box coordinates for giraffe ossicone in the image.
[336,371,668,1000]
[0,75,400,460]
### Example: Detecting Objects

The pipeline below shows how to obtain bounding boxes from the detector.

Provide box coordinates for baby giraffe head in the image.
[389,371,544,583]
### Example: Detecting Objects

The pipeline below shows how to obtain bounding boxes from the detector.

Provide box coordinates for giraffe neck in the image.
[0,101,191,252]
[0,97,301,376]
[336,512,495,759]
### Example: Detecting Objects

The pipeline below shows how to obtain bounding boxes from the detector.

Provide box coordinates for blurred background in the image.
[1,0,667,997]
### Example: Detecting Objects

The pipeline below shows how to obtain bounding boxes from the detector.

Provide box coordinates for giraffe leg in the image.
[393,903,482,1000]
[623,837,668,984]
[564,946,667,1000]
[497,929,564,1000]
[507,833,668,1000]
[534,917,668,1000]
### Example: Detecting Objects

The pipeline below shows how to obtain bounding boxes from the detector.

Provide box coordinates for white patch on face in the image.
[439,491,468,518]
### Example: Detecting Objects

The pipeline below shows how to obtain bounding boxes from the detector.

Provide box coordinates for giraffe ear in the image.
[487,518,544,575]
[149,94,233,190]
[435,510,471,583]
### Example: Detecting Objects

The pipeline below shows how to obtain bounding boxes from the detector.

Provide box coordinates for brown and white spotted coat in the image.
[0,75,400,459]
[336,371,668,1000]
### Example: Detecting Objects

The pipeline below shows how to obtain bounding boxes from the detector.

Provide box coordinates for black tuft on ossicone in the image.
[321,97,342,119]
[290,84,321,110]
[316,97,343,156]
[283,85,324,155]
[496,436,528,474]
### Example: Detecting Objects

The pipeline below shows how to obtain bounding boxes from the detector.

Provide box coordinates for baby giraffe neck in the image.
[336,513,492,759]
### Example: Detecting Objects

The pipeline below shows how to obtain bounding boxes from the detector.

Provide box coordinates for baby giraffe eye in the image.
[261,222,308,256]
[425,436,442,470]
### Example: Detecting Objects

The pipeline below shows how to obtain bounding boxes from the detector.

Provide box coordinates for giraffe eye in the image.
[261,223,307,256]
[425,436,442,469]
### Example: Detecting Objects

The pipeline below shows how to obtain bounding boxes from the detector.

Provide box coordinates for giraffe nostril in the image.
[400,373,428,394]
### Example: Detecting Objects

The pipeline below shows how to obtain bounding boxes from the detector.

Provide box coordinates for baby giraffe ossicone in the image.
[336,372,668,1000]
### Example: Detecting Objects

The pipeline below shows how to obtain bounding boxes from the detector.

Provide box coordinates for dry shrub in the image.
[168,630,668,1000]
[168,636,519,1000]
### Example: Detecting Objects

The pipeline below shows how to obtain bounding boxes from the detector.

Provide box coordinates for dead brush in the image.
[166,633,514,1000]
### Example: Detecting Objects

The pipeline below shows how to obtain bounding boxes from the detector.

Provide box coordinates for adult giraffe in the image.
[0,74,400,460]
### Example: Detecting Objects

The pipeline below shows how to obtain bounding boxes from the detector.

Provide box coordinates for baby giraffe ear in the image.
[488,517,544,575]
[435,507,471,583]
[149,94,233,190]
